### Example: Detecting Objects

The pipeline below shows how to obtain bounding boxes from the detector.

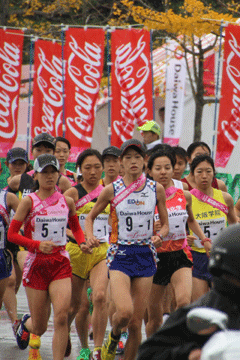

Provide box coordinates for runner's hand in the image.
[151,235,162,248]
[204,241,212,257]
[188,349,202,360]
[187,235,196,246]
[86,235,100,248]
[80,243,93,254]
[39,241,58,254]
[154,220,161,232]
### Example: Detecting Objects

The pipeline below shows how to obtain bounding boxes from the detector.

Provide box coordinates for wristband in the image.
[201,238,212,246]
[157,233,163,241]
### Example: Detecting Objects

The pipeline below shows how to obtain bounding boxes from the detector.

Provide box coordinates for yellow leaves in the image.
[115,0,235,40]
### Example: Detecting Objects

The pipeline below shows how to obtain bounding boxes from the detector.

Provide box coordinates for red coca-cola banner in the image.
[64,28,105,160]
[111,29,153,148]
[31,39,63,143]
[0,29,23,157]
[215,24,240,167]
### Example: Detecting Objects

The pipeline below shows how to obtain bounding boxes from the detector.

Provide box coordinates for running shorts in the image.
[0,249,12,280]
[107,244,157,278]
[153,248,193,286]
[66,241,109,280]
[22,249,72,290]
[191,250,212,285]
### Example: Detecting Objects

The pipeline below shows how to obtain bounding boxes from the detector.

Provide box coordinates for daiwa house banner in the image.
[0,28,24,157]
[111,29,154,148]
[64,28,105,160]
[164,40,186,146]
[31,39,63,140]
[215,24,240,168]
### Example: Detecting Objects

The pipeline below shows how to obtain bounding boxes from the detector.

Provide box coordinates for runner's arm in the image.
[223,192,238,225]
[8,174,21,193]
[7,196,41,251]
[6,192,20,212]
[58,175,72,193]
[217,179,227,192]
[65,196,86,247]
[155,183,169,239]
[184,191,211,256]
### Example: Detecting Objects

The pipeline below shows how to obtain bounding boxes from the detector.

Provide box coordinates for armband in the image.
[201,238,212,246]
[68,214,85,245]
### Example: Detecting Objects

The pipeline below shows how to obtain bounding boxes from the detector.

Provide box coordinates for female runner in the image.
[182,141,227,192]
[189,154,237,301]
[85,139,169,360]
[0,188,19,307]
[8,154,89,360]
[3,148,29,334]
[65,149,110,360]
[146,150,207,337]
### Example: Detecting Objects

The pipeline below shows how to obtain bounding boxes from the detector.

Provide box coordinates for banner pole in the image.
[106,26,112,146]
[26,36,35,155]
[61,24,66,137]
[212,20,224,160]
[150,29,155,121]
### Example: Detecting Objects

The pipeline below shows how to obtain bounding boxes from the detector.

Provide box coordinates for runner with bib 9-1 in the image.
[85,139,169,360]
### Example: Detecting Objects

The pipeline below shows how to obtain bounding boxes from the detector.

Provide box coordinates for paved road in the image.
[0,285,146,360]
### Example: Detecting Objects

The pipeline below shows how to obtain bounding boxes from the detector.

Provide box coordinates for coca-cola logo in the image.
[113,33,152,141]
[220,31,240,147]
[0,40,21,139]
[66,34,103,142]
[33,45,63,136]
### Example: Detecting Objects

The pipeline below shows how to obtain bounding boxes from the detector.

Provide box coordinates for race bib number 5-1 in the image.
[34,216,67,246]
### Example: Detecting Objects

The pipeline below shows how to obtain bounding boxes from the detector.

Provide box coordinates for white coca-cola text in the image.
[33,45,63,136]
[113,34,151,141]
[221,31,240,147]
[66,34,102,142]
[0,40,21,139]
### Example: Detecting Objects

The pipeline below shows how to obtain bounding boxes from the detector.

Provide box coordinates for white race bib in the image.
[34,216,67,246]
[193,217,226,248]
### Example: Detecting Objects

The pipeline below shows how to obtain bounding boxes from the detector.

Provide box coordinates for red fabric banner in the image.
[31,40,63,142]
[0,29,24,157]
[64,28,105,161]
[215,24,240,167]
[111,29,153,148]
[203,53,215,96]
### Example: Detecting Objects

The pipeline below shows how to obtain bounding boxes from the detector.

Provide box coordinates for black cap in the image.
[102,146,121,159]
[33,154,59,172]
[6,147,28,164]
[32,133,55,149]
[120,139,146,157]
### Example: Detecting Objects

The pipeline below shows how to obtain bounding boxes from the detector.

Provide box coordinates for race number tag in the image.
[34,216,67,246]
[194,217,226,248]
[79,213,109,242]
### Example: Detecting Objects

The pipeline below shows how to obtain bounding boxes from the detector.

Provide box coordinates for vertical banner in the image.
[111,28,154,148]
[164,40,186,145]
[215,24,240,168]
[64,28,105,160]
[0,28,24,157]
[31,39,63,141]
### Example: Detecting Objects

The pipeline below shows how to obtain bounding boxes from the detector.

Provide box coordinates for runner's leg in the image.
[49,277,72,360]
[89,259,109,347]
[124,276,153,360]
[145,283,166,337]
[171,267,192,308]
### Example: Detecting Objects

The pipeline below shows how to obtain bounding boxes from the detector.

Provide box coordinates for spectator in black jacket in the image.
[137,224,240,360]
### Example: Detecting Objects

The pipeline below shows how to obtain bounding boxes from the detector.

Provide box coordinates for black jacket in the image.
[137,289,240,360]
